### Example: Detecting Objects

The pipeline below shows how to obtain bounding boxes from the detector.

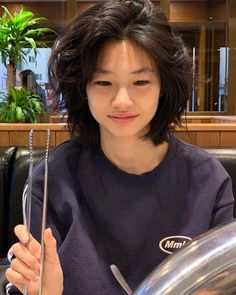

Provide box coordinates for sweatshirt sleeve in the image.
[210,176,234,227]
[6,284,21,295]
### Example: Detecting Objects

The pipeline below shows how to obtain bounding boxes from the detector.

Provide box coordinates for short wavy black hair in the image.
[48,0,192,145]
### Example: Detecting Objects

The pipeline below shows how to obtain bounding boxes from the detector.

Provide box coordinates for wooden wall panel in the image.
[211,2,227,21]
[56,131,71,145]
[196,131,220,147]
[0,2,67,26]
[182,116,213,123]
[9,131,56,147]
[77,2,96,15]
[0,132,9,147]
[83,1,224,23]
[1,120,236,148]
[3,129,235,148]
[67,0,77,20]
[170,2,206,22]
[160,0,170,20]
[220,132,236,147]
[0,1,226,25]
[212,116,236,123]
[174,131,197,145]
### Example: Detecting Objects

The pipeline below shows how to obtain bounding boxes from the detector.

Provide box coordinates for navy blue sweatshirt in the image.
[8,136,234,294]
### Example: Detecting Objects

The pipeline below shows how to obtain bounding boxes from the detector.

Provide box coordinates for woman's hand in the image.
[6,225,63,295]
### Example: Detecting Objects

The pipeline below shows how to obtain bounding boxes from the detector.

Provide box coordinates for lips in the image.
[108,114,139,119]
[108,114,139,124]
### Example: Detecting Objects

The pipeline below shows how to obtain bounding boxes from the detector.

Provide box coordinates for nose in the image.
[112,87,134,109]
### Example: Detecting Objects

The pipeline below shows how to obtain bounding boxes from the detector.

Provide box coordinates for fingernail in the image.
[47,227,52,235]
[22,228,29,243]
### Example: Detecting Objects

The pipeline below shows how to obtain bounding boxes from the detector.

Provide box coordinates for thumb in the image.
[43,228,61,266]
[42,228,64,294]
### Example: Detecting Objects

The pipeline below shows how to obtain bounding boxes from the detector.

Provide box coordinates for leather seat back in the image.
[204,148,236,215]
[7,148,46,250]
[0,148,16,258]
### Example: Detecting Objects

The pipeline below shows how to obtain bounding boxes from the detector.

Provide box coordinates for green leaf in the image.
[1,6,12,19]
[24,37,36,49]
[15,106,25,122]
[0,5,57,84]
[0,87,44,122]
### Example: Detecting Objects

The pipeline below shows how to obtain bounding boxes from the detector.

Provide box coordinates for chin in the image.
[105,127,147,139]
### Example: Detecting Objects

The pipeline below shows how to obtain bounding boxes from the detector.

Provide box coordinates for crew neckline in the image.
[93,135,180,185]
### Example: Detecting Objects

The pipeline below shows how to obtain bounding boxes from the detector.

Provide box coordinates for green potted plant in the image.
[0,87,44,123]
[0,6,55,90]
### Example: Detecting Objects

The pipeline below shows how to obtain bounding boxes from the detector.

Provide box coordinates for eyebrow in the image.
[94,67,156,75]
[131,67,156,74]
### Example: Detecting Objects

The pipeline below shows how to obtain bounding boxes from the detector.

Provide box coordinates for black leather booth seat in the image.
[0,148,16,259]
[204,148,236,210]
[0,147,45,258]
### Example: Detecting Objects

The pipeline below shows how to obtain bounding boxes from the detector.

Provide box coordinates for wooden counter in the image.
[176,123,236,147]
[182,115,236,123]
[1,122,236,148]
[0,123,70,147]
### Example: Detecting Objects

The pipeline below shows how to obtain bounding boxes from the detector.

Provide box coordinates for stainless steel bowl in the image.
[134,220,236,295]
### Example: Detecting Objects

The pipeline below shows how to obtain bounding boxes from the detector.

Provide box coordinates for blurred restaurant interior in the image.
[0,0,235,148]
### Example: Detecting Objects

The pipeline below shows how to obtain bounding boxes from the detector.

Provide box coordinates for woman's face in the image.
[86,40,161,142]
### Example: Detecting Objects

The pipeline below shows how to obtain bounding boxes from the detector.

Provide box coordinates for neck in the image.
[100,134,169,175]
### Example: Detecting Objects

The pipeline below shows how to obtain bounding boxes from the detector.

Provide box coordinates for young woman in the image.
[6,0,234,294]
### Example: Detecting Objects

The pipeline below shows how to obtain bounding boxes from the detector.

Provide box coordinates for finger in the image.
[11,258,39,282]
[44,228,60,266]
[12,243,40,272]
[42,228,64,294]
[14,224,40,249]
[5,267,32,295]
[29,240,41,262]
[5,266,30,287]
[14,224,30,244]
[14,225,41,257]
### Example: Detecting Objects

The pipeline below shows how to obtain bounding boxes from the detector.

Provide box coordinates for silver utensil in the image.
[110,264,133,295]
[23,129,51,295]
[38,129,50,295]
[23,129,34,295]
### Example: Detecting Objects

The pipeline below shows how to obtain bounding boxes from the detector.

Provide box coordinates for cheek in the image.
[87,98,98,116]
[142,90,160,120]
[86,87,98,110]
[144,88,161,109]
[87,95,105,124]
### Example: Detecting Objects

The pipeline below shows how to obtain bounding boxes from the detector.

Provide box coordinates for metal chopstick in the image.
[23,129,34,295]
[38,129,51,295]
[23,129,51,295]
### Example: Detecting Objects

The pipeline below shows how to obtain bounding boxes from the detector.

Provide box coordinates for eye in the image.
[95,81,112,86]
[134,80,150,86]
